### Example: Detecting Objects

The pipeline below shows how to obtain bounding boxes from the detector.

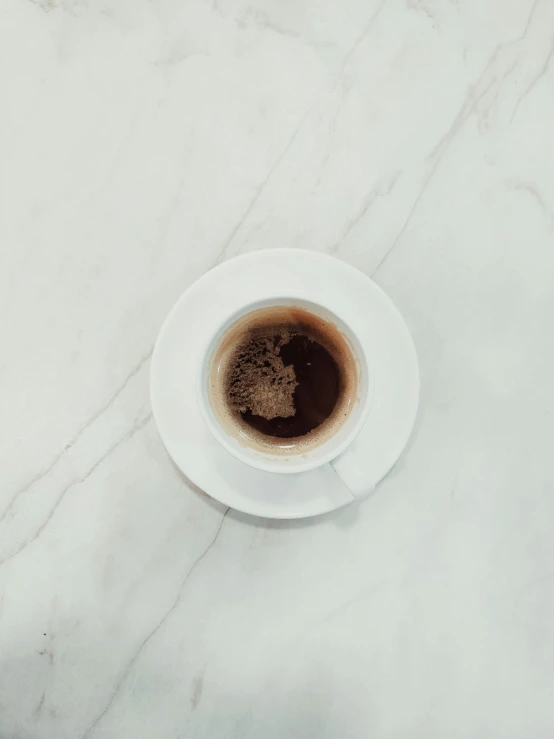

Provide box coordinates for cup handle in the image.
[330,444,375,500]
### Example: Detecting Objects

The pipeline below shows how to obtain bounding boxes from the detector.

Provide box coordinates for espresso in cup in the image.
[208,306,358,453]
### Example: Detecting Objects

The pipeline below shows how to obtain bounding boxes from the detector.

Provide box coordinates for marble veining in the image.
[1,0,554,737]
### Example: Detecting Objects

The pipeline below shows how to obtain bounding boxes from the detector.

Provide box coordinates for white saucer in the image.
[150,250,419,519]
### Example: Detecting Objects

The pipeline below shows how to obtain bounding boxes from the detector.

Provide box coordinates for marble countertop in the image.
[2,0,554,737]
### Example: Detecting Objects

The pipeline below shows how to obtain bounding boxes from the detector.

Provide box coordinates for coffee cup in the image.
[196,294,374,499]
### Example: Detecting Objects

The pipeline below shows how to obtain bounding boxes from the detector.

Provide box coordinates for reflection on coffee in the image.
[208,306,358,453]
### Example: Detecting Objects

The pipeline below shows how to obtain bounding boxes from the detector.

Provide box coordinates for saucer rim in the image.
[150,249,419,518]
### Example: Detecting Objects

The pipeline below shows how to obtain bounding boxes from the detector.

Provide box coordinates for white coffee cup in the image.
[196,294,375,499]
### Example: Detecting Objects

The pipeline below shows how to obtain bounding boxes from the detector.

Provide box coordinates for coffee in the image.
[208,306,358,453]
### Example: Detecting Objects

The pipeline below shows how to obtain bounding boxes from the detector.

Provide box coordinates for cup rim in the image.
[196,294,373,474]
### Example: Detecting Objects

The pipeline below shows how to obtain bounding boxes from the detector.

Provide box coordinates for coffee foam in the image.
[208,306,358,454]
[225,328,298,420]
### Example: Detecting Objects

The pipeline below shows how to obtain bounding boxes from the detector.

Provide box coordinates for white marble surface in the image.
[2,0,554,736]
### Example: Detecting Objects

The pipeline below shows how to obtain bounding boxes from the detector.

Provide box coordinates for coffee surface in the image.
[209,306,357,453]
[228,329,341,438]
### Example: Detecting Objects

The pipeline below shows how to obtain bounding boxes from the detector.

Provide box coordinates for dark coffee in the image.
[209,306,358,453]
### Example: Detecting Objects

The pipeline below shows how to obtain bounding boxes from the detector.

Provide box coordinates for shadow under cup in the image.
[197,298,371,474]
